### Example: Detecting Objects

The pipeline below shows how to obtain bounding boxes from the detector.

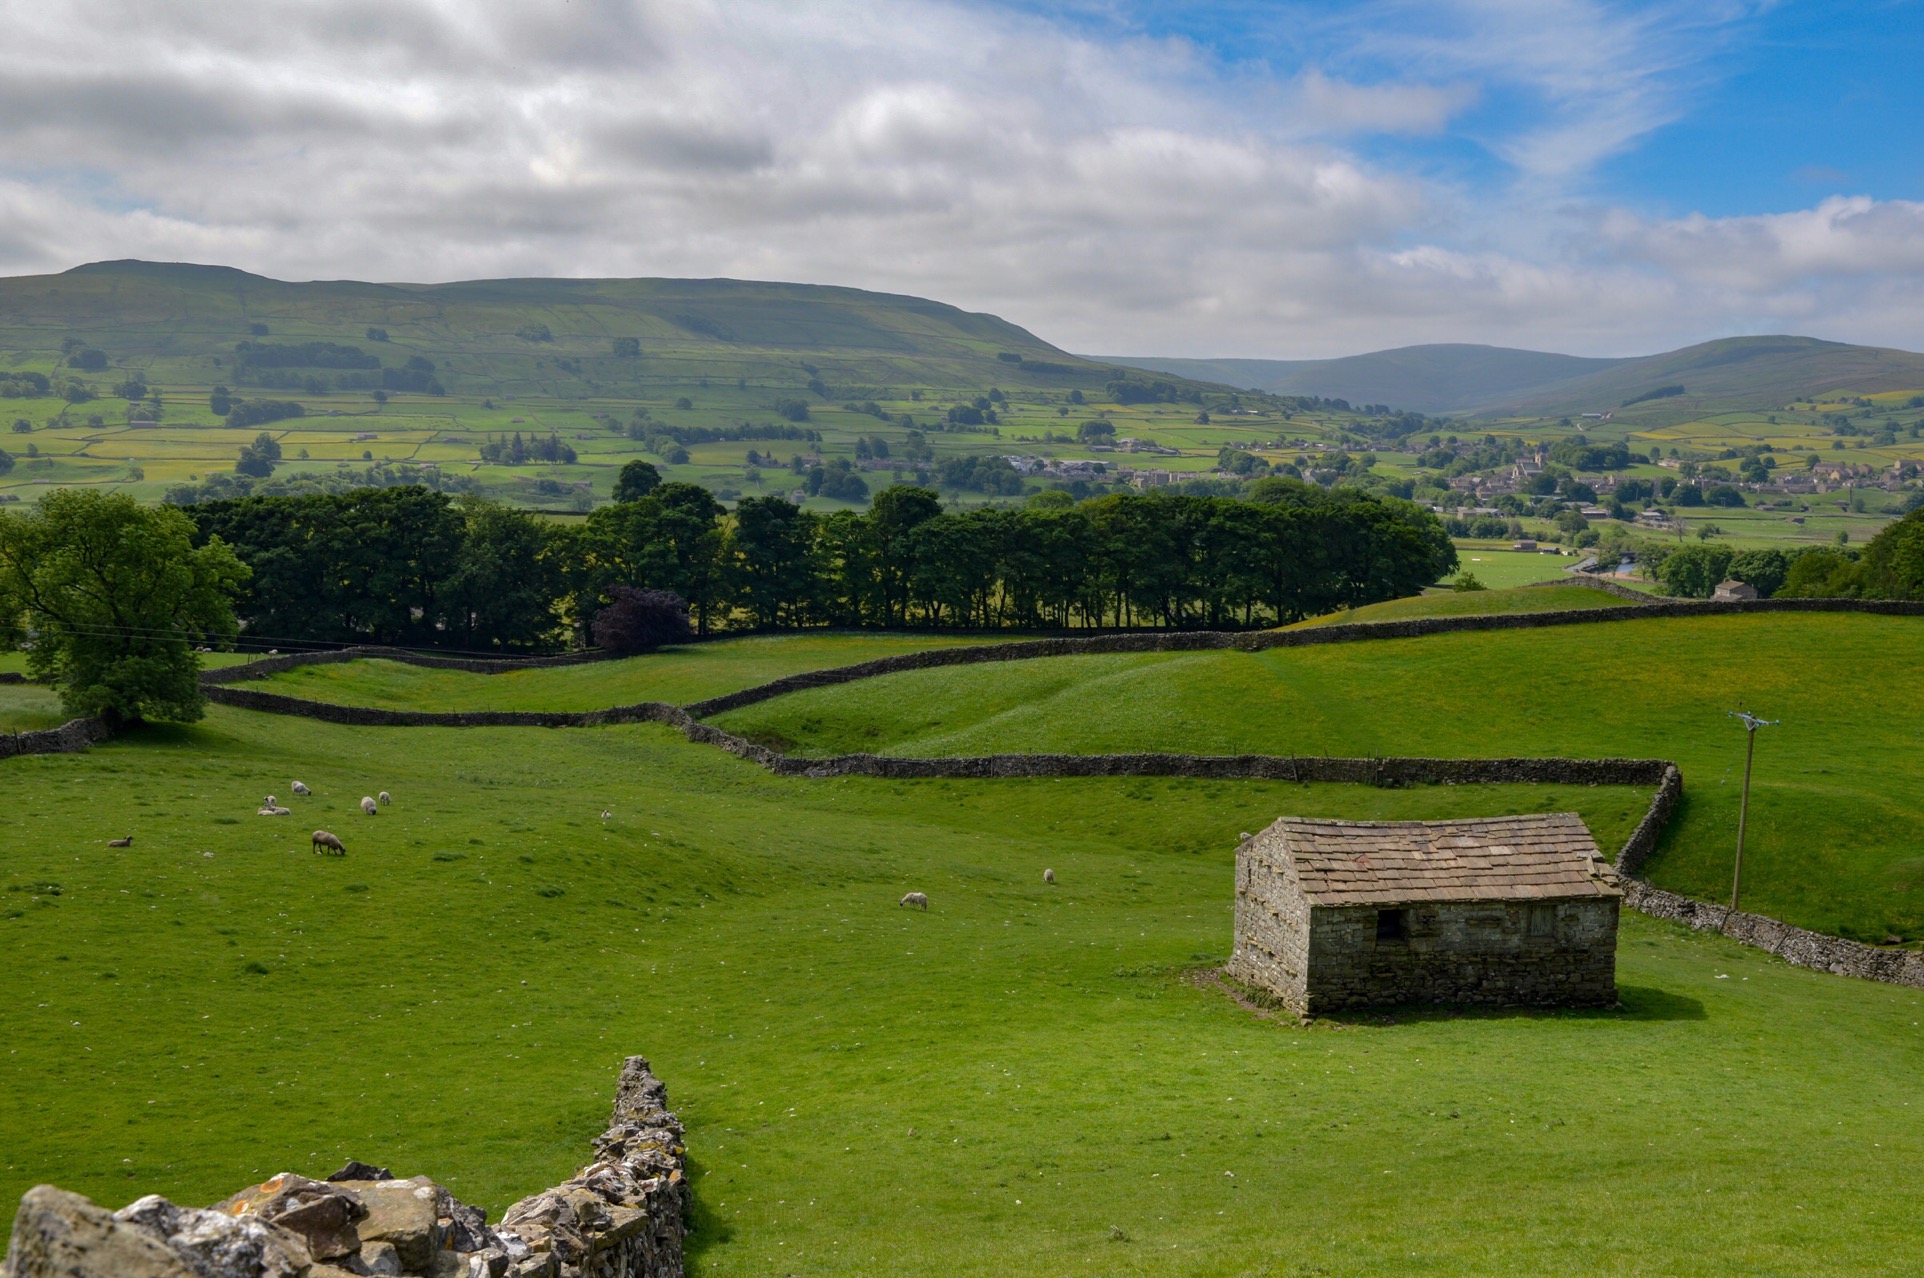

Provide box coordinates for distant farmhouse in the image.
[1229,814,1621,1016]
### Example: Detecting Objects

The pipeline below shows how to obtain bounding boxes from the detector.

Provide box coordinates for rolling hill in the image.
[1100,335,1924,419]
[0,260,1149,398]
[1477,335,1924,418]
[1092,344,1623,413]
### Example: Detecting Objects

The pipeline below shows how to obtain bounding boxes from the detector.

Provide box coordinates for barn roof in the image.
[1261,813,1620,906]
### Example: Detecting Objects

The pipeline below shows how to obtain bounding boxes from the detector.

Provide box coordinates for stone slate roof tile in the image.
[1259,812,1621,906]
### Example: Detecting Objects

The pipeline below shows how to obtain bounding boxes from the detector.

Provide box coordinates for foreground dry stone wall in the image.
[0,715,111,761]
[1,1056,686,1278]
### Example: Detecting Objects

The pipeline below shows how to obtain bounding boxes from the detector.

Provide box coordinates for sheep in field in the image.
[312,830,346,855]
[263,795,278,808]
[899,891,929,910]
[258,806,291,817]
[360,796,378,817]
[378,791,391,806]
[106,836,133,848]
[1043,868,1055,884]
[291,781,311,796]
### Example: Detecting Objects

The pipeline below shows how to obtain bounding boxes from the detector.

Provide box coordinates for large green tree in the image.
[0,490,246,723]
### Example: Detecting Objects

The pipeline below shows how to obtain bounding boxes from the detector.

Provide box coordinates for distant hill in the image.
[1098,335,1924,419]
[1089,345,1624,414]
[0,260,1152,398]
[1472,335,1924,418]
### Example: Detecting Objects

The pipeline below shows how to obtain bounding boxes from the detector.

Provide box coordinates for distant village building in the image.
[1712,580,1759,601]
[1229,814,1621,1015]
[1513,539,1537,551]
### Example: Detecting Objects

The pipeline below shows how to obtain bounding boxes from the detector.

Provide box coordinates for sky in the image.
[1,0,1922,358]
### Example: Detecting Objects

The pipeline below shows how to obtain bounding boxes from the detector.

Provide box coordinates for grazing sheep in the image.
[899,891,929,910]
[601,810,612,820]
[312,830,346,856]
[360,796,378,817]
[291,781,311,796]
[106,836,133,848]
[1043,868,1055,884]
[378,791,391,806]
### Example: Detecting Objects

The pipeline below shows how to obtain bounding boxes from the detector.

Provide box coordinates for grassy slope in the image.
[0,684,67,731]
[715,612,1924,941]
[241,635,1010,711]
[1294,584,1620,627]
[6,707,1924,1275]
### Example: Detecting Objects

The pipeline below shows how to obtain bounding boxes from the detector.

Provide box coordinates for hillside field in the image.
[6,649,1924,1274]
[715,612,1924,943]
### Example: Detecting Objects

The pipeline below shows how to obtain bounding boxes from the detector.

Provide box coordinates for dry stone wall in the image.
[0,715,112,761]
[1625,882,1924,989]
[1,1056,687,1278]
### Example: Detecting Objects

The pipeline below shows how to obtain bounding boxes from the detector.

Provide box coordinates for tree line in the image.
[178,480,1455,651]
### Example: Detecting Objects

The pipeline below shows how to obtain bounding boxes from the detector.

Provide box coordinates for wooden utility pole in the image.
[1728,711,1778,916]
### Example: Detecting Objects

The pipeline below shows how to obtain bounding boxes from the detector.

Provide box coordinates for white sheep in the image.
[378,790,391,806]
[257,806,291,817]
[291,781,311,796]
[263,795,278,808]
[360,796,378,817]
[899,891,929,910]
[1043,868,1055,884]
[601,810,612,820]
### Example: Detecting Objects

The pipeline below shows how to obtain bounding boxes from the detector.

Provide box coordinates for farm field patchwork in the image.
[6,705,1924,1275]
[714,612,1924,942]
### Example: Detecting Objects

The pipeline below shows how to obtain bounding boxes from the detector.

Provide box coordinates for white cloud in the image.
[0,0,1916,359]
[1294,69,1476,136]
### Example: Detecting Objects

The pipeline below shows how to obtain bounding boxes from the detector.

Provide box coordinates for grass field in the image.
[1295,584,1622,627]
[241,634,1007,712]
[0,684,67,731]
[715,612,1924,943]
[8,700,1924,1275]
[1446,547,1579,588]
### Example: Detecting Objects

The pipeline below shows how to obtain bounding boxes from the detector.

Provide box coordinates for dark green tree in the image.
[613,459,662,503]
[728,496,820,629]
[0,491,246,723]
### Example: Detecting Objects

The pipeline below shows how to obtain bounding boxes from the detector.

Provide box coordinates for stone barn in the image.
[1228,814,1621,1015]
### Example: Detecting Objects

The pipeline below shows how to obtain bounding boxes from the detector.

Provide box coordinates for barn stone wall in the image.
[1299,899,1621,1013]
[1227,839,1311,1012]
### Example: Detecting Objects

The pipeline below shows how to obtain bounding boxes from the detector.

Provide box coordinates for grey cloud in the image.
[0,0,1919,359]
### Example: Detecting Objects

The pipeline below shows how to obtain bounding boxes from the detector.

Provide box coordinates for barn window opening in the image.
[1375,908,1408,943]
[1528,903,1556,938]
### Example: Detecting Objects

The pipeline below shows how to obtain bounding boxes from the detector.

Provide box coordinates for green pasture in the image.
[1446,545,1577,587]
[716,612,1924,943]
[0,683,66,731]
[8,702,1924,1274]
[245,634,1009,712]
[1294,583,1622,627]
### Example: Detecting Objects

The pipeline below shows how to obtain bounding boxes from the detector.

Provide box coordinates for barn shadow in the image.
[1310,983,1705,1028]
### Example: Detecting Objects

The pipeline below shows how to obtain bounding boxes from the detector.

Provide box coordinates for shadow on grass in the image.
[680,1154,736,1263]
[1191,967,1706,1028]
[1313,983,1706,1028]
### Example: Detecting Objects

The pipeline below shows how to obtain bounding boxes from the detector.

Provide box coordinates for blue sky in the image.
[1038,0,1924,215]
[3,0,1923,357]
